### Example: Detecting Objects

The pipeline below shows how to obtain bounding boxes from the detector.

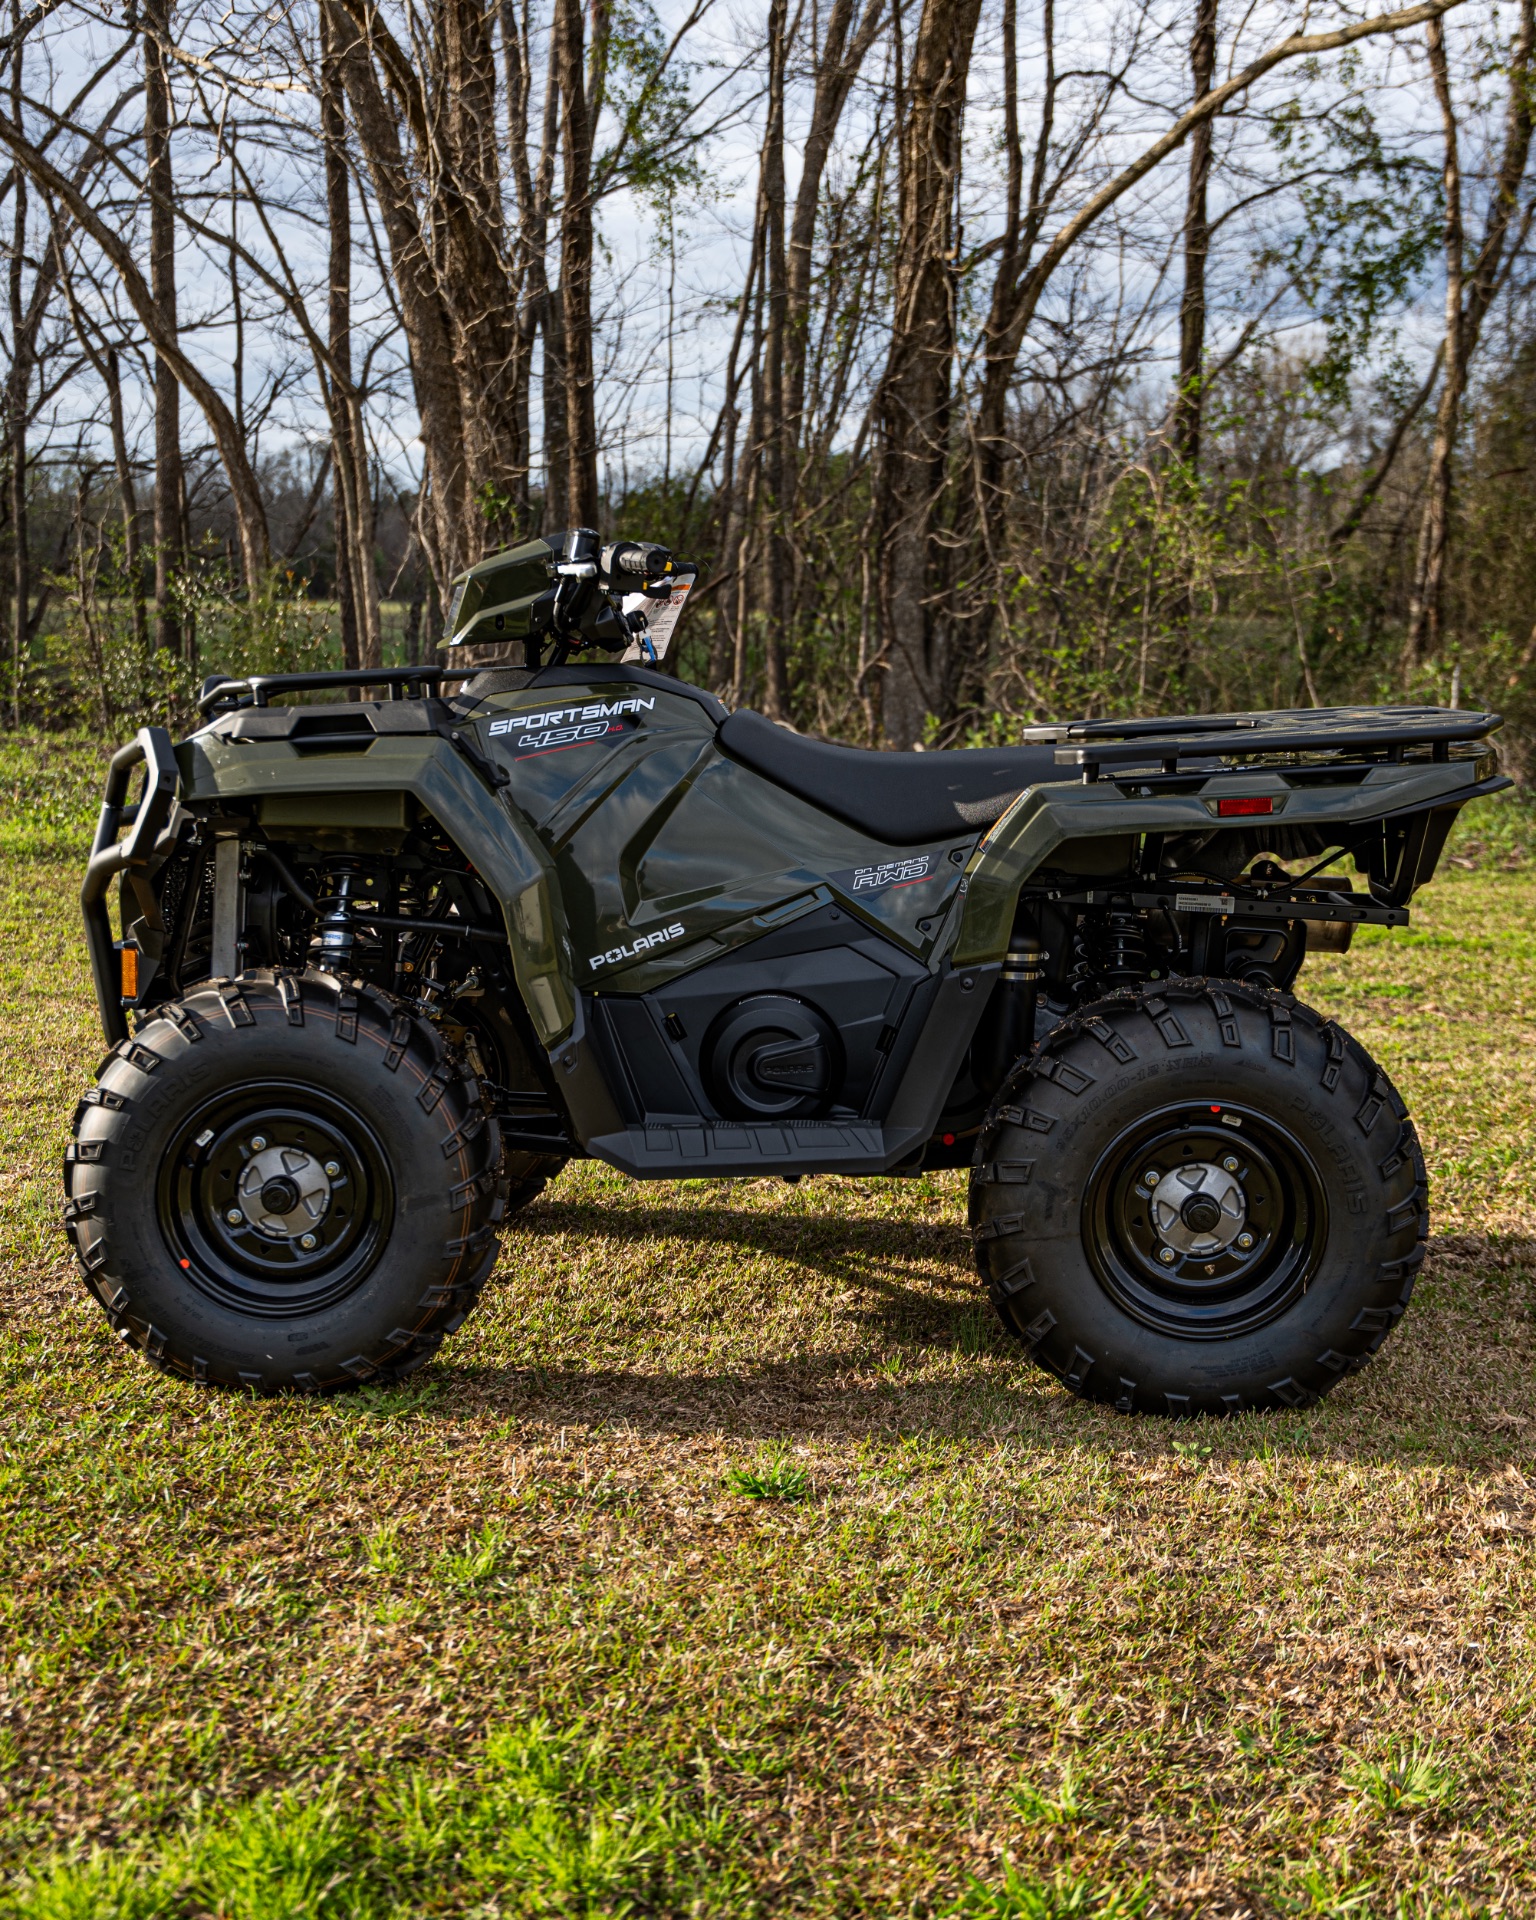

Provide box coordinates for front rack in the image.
[1015,704,1503,782]
[198,666,450,715]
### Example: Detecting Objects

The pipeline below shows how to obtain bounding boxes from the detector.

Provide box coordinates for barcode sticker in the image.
[1176,892,1235,915]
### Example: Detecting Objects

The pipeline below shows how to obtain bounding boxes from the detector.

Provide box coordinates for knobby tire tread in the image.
[63,969,507,1395]
[969,977,1428,1415]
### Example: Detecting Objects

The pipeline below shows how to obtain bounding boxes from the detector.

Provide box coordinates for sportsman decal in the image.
[588,920,687,972]
[488,695,655,758]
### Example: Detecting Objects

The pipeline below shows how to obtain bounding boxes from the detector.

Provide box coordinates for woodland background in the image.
[2,0,1536,759]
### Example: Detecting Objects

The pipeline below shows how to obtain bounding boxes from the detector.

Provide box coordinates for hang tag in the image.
[620,565,697,663]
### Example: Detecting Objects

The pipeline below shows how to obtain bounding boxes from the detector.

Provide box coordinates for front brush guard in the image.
[81,726,180,1047]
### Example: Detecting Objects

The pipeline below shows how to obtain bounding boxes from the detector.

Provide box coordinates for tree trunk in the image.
[873,0,985,746]
[500,0,551,532]
[1173,0,1218,467]
[438,0,524,548]
[103,346,149,673]
[553,0,599,526]
[322,0,356,674]
[1404,0,1532,675]
[0,100,272,589]
[784,0,885,438]
[755,0,885,714]
[758,0,789,716]
[332,0,529,581]
[143,0,187,664]
[1405,18,1464,677]
[537,24,567,530]
[7,23,25,725]
[335,26,469,586]
[321,0,380,672]
[973,0,1053,538]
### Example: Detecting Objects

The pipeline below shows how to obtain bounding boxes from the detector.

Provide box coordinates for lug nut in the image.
[1236,1232,1254,1250]
[324,1161,341,1177]
[1222,1156,1240,1174]
[250,1135,267,1151]
[1144,1170,1161,1187]
[1158,1247,1177,1265]
[225,1208,243,1225]
[299,1233,317,1251]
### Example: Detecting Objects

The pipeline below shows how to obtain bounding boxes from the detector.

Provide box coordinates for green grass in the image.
[3,741,1536,1914]
[725,1446,812,1501]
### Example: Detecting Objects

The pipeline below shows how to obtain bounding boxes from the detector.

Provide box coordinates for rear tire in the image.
[64,971,505,1395]
[969,980,1427,1415]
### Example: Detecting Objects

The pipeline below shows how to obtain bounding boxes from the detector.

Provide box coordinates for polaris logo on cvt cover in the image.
[589,920,687,972]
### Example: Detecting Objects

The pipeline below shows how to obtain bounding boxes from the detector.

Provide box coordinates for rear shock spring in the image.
[1095,907,1150,990]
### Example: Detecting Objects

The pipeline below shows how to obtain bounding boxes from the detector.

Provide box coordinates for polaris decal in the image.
[488,694,655,756]
[833,854,935,894]
[589,920,687,972]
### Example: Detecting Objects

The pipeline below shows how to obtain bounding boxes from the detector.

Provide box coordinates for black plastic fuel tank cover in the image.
[705,994,840,1119]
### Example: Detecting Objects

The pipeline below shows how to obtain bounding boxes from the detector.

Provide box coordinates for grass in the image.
[3,743,1536,1914]
[724,1447,812,1501]
[1342,1743,1459,1818]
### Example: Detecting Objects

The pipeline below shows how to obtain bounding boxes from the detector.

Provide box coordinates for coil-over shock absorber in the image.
[310,861,362,972]
[1092,905,1150,991]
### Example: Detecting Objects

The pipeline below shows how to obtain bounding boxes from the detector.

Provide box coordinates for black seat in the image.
[717,709,1066,847]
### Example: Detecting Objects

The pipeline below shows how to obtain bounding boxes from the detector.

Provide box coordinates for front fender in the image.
[176,730,578,1047]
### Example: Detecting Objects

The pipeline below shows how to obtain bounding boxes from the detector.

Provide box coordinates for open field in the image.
[2,742,1536,1916]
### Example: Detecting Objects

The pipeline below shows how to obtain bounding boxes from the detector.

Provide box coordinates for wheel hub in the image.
[240,1147,332,1240]
[1083,1105,1327,1338]
[157,1082,394,1318]
[1152,1161,1246,1255]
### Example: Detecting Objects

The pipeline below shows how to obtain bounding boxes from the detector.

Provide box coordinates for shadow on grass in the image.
[443,1203,1536,1467]
[515,1195,976,1275]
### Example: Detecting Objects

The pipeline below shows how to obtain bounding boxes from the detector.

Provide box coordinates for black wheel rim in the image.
[1082,1102,1327,1339]
[157,1079,394,1317]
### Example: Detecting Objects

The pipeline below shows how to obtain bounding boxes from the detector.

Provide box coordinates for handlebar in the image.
[602,542,674,586]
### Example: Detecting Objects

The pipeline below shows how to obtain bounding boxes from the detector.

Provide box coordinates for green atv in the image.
[67,529,1504,1414]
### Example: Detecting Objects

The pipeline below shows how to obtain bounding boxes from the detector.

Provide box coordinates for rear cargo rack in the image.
[198,665,450,715]
[1016,705,1502,782]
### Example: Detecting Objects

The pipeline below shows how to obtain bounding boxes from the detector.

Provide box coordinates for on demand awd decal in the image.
[830,853,935,894]
[489,696,655,756]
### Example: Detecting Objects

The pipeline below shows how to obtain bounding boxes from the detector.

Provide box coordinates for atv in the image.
[67,527,1505,1415]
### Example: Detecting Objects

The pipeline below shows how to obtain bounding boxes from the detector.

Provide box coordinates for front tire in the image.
[969,980,1427,1415]
[63,971,506,1394]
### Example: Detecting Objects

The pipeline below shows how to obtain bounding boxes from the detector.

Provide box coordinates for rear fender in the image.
[175,729,578,1046]
[951,759,1505,966]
